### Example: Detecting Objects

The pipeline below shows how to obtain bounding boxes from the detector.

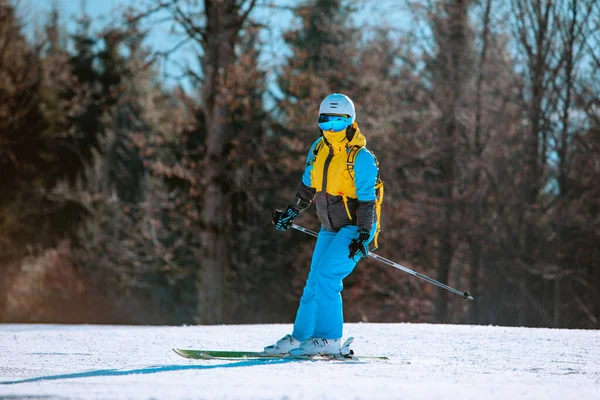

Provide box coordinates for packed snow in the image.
[0,323,598,399]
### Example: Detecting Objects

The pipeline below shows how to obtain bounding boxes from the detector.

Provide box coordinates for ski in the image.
[172,348,388,361]
[173,337,389,361]
[173,349,278,360]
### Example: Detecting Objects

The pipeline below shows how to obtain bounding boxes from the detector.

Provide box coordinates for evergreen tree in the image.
[101,26,146,203]
[72,19,203,323]
[222,26,298,321]
[276,0,360,139]
[0,0,48,252]
[53,14,104,184]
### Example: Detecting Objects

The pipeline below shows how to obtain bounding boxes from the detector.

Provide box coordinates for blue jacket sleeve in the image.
[302,138,322,188]
[354,149,378,202]
[353,148,378,231]
[292,138,321,211]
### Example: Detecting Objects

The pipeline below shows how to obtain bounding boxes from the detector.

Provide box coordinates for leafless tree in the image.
[144,0,258,323]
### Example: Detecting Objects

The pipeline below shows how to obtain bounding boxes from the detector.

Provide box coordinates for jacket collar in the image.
[325,122,366,155]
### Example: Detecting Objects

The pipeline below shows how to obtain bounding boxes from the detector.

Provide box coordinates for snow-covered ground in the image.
[0,323,598,399]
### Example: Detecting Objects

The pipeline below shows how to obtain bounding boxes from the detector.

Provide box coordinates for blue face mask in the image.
[318,114,351,132]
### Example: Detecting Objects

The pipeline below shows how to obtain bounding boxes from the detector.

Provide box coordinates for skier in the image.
[266,93,382,356]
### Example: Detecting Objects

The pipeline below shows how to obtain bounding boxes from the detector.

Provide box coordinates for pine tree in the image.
[276,0,360,139]
[99,26,146,203]
[71,18,205,323]
[0,0,55,253]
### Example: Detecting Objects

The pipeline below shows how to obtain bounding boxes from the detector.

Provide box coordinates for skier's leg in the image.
[291,228,336,341]
[312,224,376,340]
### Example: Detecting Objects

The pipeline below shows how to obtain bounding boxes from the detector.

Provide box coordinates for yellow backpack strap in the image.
[373,179,384,249]
[371,151,383,249]
[346,145,362,180]
[337,192,353,220]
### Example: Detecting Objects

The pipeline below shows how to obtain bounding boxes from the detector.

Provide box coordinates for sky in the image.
[23,0,412,92]
[25,0,297,92]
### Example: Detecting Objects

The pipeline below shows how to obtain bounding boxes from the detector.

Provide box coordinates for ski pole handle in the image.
[271,208,283,225]
[272,209,282,225]
[290,223,473,301]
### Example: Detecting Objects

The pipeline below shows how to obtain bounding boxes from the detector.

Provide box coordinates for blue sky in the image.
[28,0,297,91]
[25,0,411,93]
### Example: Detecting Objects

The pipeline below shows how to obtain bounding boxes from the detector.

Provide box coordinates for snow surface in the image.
[0,323,598,399]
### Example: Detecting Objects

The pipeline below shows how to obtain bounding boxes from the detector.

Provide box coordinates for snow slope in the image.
[0,323,598,399]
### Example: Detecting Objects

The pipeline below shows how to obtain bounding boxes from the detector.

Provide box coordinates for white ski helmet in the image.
[319,93,356,123]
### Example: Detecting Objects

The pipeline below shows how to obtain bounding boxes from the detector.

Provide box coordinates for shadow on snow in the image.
[0,358,296,385]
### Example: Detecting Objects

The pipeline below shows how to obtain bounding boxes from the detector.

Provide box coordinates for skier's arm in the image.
[274,140,320,230]
[353,149,378,232]
[292,182,316,211]
[291,139,319,211]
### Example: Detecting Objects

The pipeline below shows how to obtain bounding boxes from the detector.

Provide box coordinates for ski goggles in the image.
[318,114,352,132]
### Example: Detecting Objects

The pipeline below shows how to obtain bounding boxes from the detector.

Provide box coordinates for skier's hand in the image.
[272,206,300,231]
[348,229,370,261]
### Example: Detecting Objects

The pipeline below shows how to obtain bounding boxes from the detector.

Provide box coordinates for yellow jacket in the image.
[293,123,380,235]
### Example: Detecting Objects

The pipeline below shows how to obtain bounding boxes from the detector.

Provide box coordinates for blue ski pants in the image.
[292,224,376,341]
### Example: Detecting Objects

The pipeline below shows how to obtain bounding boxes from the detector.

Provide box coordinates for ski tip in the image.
[173,348,196,359]
[172,348,185,357]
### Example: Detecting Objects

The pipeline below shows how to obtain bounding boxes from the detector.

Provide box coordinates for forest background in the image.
[1,0,598,329]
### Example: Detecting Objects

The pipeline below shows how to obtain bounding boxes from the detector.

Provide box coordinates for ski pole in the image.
[291,223,473,301]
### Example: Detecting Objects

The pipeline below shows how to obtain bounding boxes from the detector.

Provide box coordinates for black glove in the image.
[348,229,371,261]
[272,205,300,231]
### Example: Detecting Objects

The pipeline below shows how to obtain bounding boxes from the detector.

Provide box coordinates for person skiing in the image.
[266,93,382,356]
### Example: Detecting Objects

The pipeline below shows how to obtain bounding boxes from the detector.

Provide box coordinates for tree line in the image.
[1,0,598,328]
